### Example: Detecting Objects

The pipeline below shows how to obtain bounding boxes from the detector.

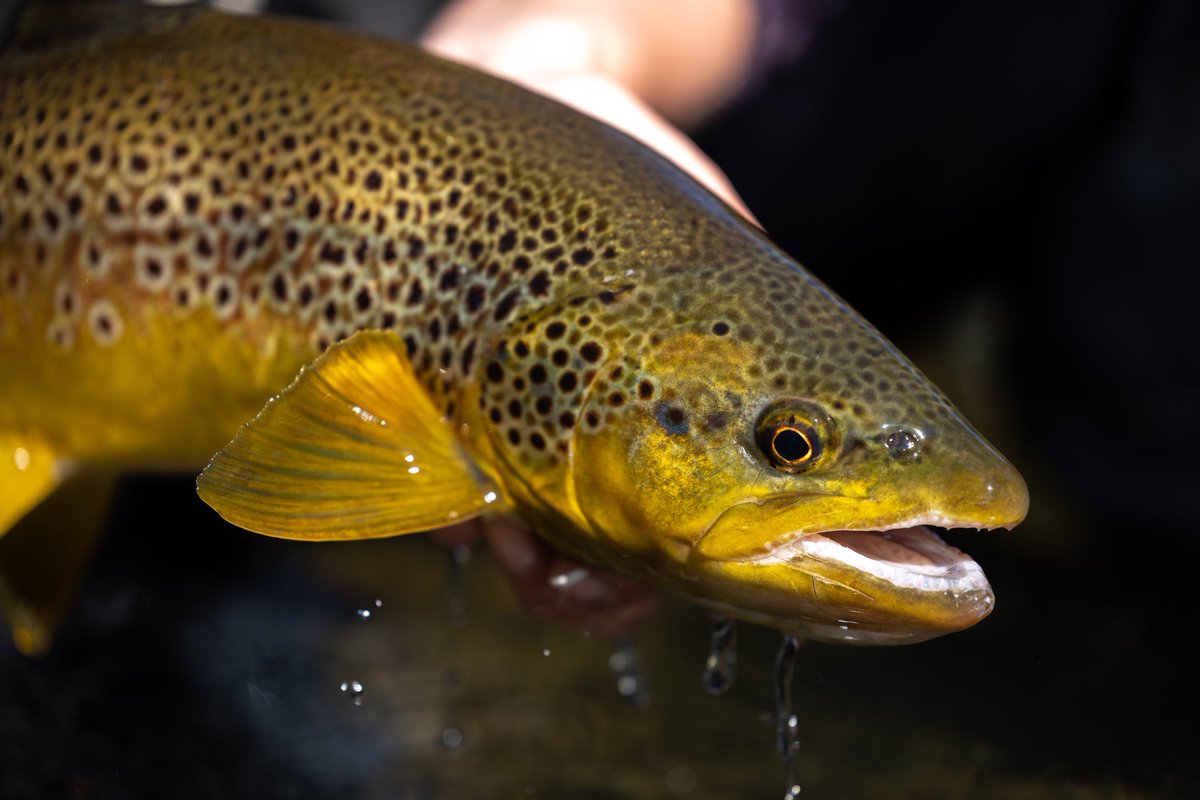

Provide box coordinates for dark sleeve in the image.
[741,0,844,96]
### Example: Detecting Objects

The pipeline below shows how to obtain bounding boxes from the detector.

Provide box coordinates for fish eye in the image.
[757,415,822,472]
[755,400,834,473]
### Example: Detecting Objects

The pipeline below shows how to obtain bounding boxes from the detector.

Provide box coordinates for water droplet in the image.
[542,648,551,657]
[549,567,588,588]
[483,490,497,504]
[12,446,30,471]
[665,765,697,795]
[339,679,365,706]
[447,543,470,624]
[374,599,382,608]
[609,636,649,709]
[775,635,804,796]
[408,466,420,474]
[441,726,464,748]
[404,454,415,463]
[701,614,737,696]
[356,608,372,620]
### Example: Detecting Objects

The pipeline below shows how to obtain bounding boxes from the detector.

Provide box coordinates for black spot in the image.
[406,280,424,306]
[497,230,517,253]
[490,408,503,424]
[608,392,625,407]
[658,404,689,435]
[486,362,504,383]
[558,371,577,393]
[319,241,346,265]
[559,411,576,429]
[638,381,654,400]
[552,349,569,367]
[460,340,476,373]
[355,287,372,312]
[530,271,551,296]
[713,322,730,336]
[364,170,383,190]
[271,272,288,302]
[585,411,601,428]
[530,364,547,384]
[466,285,486,313]
[440,268,460,291]
[508,429,521,445]
[579,342,603,363]
[493,289,520,322]
[535,396,553,414]
[529,432,546,451]
[545,321,566,340]
[571,248,594,266]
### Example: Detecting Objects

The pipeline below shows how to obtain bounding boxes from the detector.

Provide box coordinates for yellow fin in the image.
[197,331,502,540]
[0,433,68,540]
[0,471,114,656]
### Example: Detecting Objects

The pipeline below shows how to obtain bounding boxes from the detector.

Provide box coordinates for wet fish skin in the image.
[0,6,1026,645]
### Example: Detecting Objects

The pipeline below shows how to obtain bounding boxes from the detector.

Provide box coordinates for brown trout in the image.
[0,4,1027,652]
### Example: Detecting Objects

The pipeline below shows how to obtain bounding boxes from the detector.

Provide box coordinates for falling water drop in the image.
[701,614,738,696]
[441,725,464,749]
[608,635,650,709]
[446,543,471,624]
[339,679,365,706]
[775,635,804,799]
[356,608,371,619]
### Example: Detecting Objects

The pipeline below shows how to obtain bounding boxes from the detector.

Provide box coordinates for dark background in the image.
[2,1,1197,797]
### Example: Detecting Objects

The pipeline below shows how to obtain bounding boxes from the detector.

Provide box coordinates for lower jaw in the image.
[682,525,995,644]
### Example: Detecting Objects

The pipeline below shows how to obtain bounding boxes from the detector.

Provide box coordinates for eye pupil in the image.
[772,427,812,463]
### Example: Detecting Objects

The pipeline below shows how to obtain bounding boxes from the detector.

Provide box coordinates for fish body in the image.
[1,6,1027,646]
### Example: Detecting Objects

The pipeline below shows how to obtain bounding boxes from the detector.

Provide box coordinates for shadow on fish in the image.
[0,3,1027,657]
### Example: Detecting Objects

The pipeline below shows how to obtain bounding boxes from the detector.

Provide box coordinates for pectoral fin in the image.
[197,331,503,540]
[0,471,114,656]
[0,433,68,540]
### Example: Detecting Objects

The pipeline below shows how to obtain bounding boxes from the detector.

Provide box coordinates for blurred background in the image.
[1,0,1197,797]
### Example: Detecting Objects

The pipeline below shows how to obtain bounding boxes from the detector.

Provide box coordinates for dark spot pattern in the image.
[1,6,965,500]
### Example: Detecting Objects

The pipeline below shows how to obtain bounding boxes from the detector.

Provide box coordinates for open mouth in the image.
[774,524,992,597]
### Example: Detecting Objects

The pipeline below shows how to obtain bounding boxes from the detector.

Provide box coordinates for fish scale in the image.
[1,5,1027,649]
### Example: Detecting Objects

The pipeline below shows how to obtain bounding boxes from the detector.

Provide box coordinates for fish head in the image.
[570,288,1028,644]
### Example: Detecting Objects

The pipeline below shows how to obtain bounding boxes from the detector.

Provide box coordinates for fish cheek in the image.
[572,390,751,564]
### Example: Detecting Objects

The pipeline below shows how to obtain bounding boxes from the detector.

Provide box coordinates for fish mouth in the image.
[697,518,997,643]
[773,524,991,598]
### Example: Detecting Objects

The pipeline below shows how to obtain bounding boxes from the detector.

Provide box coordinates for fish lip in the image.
[738,518,994,597]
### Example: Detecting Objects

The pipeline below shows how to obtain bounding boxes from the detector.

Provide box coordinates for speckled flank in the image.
[0,6,968,481]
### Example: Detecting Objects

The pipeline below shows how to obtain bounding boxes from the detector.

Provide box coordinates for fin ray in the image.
[198,332,502,540]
